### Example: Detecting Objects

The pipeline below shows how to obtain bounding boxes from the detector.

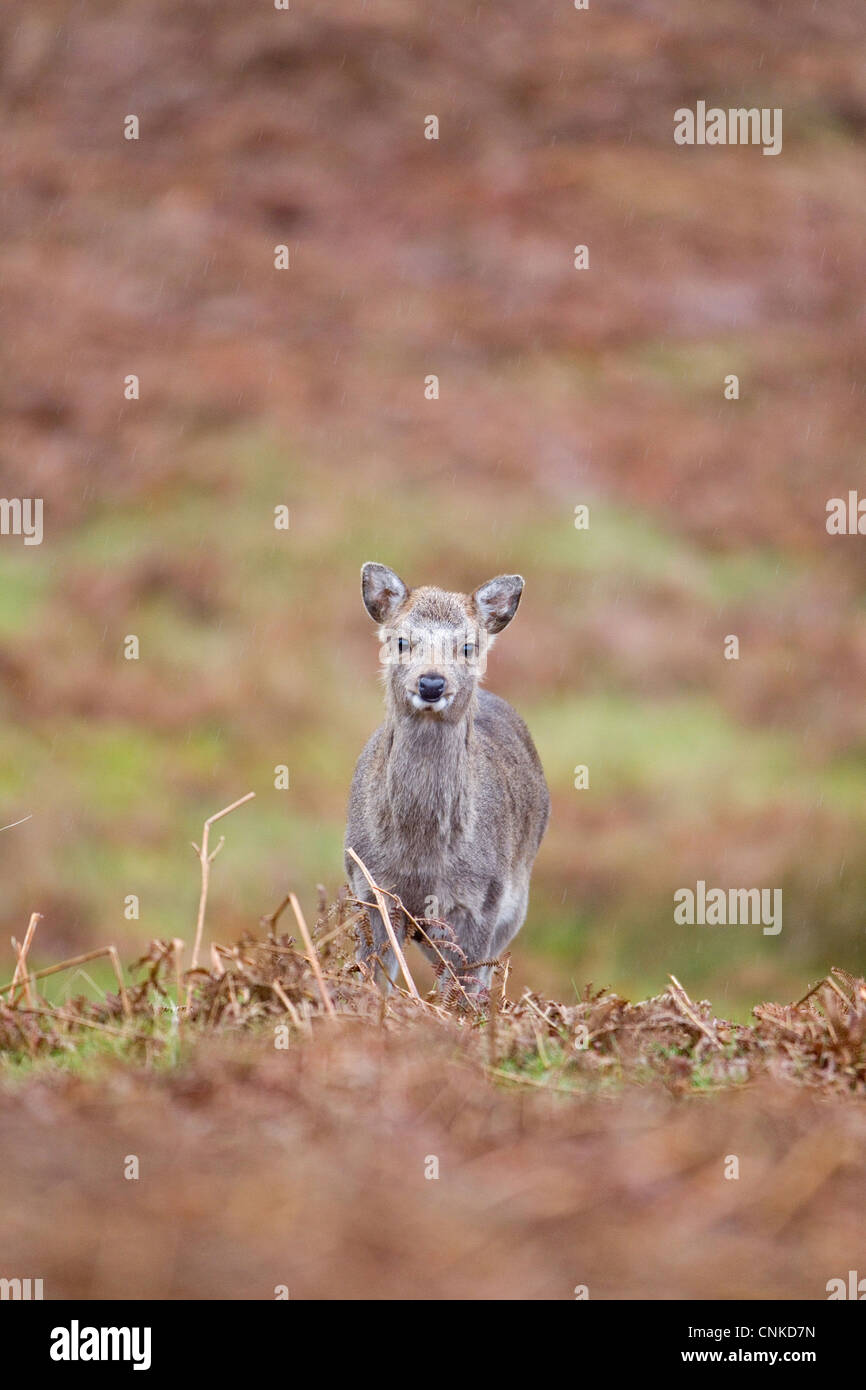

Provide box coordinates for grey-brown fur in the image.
[345,562,550,992]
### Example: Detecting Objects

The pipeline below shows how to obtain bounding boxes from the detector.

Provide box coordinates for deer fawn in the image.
[345,562,550,994]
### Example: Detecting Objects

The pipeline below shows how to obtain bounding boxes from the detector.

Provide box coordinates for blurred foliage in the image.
[1,0,866,1017]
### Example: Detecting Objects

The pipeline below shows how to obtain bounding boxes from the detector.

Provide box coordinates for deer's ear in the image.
[473,574,524,633]
[361,562,408,623]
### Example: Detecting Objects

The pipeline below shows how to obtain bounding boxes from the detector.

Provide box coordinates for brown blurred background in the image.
[2,0,866,1015]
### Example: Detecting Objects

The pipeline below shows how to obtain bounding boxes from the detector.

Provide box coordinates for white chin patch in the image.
[410,693,451,713]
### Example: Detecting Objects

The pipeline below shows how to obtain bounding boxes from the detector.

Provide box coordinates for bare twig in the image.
[488,960,500,1065]
[314,912,364,950]
[272,979,305,1032]
[289,894,336,1019]
[226,972,239,1021]
[2,946,129,1006]
[668,974,723,1051]
[824,976,852,1010]
[107,946,132,1018]
[367,953,448,1019]
[347,848,420,999]
[795,978,827,1009]
[500,952,512,1004]
[0,815,32,834]
[172,939,185,1036]
[15,1004,165,1047]
[353,892,476,1011]
[260,893,292,935]
[188,792,256,1000]
[9,912,41,1005]
[520,990,557,1029]
[486,1066,577,1094]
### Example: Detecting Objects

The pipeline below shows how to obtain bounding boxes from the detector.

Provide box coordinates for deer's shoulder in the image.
[476,689,539,758]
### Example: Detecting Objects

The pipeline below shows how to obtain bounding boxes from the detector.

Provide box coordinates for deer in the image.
[345,562,550,996]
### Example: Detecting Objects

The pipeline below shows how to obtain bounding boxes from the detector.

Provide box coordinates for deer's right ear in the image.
[361,562,408,623]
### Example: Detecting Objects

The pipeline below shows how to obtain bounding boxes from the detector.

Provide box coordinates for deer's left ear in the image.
[473,574,524,633]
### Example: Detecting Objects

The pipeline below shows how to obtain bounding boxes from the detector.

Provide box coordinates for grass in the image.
[2,819,864,1105]
[1,428,865,1019]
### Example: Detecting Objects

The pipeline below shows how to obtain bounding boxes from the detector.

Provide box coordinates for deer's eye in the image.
[397,637,409,654]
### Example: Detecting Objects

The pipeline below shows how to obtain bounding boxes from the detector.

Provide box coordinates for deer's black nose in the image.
[418,675,446,702]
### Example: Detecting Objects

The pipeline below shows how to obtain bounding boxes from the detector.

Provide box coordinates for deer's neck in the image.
[383,705,474,843]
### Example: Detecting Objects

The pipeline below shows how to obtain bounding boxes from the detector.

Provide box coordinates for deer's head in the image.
[360,562,524,721]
